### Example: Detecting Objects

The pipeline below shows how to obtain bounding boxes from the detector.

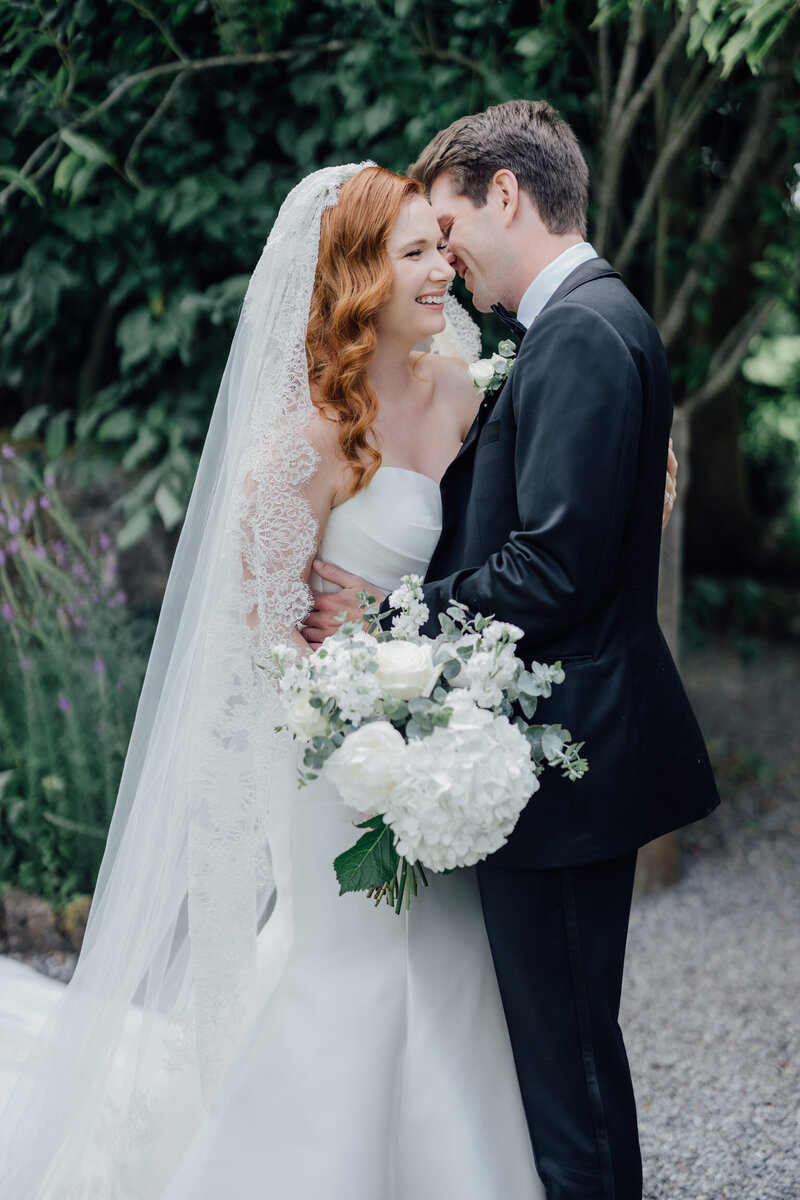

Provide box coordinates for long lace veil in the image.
[0,161,482,1200]
[0,162,373,1199]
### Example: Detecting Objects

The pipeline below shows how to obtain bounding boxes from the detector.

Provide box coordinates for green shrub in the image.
[0,445,151,903]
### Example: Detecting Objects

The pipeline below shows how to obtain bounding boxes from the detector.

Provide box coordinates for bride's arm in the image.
[243,408,344,657]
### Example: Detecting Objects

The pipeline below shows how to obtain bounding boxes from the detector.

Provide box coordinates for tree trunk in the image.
[634,406,689,894]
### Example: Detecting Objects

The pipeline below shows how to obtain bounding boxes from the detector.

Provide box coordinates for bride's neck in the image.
[367,336,419,401]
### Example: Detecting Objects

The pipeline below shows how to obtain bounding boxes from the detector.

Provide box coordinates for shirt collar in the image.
[516,242,598,329]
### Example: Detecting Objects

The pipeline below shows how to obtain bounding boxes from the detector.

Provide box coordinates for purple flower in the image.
[1,602,13,621]
[93,656,105,674]
[19,656,29,671]
[33,545,47,559]
[44,471,56,488]
[39,496,51,510]
[1,445,14,460]
[22,500,35,522]
[57,694,72,713]
[7,516,20,535]
[7,539,18,554]
[99,533,112,552]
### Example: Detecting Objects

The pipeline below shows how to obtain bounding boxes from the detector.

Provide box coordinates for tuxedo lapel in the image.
[439,259,619,501]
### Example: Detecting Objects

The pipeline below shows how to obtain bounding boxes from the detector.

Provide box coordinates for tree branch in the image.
[607,0,647,133]
[595,0,646,252]
[682,291,779,416]
[598,20,611,127]
[0,42,354,212]
[618,2,695,139]
[615,63,722,273]
[123,70,188,188]
[596,3,697,256]
[661,80,779,348]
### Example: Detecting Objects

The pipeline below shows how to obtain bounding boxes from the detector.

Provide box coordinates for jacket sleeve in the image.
[421,303,644,643]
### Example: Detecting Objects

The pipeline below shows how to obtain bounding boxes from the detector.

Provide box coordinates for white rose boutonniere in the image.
[468,338,517,398]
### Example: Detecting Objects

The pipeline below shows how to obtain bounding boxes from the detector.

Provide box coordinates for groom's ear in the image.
[489,170,520,226]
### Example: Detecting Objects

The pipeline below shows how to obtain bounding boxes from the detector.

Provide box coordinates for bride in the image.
[0,163,675,1199]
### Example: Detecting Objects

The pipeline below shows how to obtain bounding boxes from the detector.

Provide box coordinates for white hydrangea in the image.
[383,695,538,872]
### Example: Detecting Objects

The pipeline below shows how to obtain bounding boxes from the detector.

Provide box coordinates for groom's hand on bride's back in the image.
[301,559,387,646]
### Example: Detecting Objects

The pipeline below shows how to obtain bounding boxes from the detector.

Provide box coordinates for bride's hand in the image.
[662,438,678,532]
[301,559,387,646]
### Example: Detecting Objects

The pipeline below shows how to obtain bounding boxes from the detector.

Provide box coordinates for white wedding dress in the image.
[0,467,545,1200]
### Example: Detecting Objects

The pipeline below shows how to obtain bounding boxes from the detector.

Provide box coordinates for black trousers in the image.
[476,853,641,1200]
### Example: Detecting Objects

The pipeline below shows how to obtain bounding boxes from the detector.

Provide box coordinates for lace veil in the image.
[0,162,482,1199]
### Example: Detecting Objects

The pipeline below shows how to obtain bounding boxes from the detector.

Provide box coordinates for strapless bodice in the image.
[312,466,442,595]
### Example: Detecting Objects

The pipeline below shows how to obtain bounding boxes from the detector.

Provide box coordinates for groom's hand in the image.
[662,438,678,532]
[301,560,387,646]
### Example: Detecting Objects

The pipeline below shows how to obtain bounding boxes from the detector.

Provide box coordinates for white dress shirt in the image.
[516,242,598,329]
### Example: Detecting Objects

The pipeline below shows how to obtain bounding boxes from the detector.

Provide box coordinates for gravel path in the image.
[624,639,800,1200]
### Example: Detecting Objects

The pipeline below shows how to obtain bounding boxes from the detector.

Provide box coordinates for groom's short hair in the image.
[408,99,589,238]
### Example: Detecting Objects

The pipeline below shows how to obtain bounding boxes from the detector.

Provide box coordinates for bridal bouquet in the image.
[274,577,587,911]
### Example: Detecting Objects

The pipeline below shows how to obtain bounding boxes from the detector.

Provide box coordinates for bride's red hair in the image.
[306,166,423,495]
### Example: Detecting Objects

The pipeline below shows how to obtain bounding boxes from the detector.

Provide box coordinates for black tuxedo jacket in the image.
[421,258,719,869]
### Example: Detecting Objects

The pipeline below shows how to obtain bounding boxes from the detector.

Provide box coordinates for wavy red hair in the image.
[306,166,423,495]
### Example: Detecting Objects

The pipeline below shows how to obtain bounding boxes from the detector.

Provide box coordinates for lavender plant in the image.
[0,446,150,903]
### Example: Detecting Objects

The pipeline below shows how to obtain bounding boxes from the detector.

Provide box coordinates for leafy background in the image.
[0,0,798,899]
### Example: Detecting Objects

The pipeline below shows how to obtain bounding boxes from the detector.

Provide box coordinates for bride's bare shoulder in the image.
[420,352,480,438]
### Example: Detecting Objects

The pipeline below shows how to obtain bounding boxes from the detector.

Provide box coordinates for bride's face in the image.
[374,196,455,345]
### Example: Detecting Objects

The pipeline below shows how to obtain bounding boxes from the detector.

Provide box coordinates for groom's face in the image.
[429,173,505,314]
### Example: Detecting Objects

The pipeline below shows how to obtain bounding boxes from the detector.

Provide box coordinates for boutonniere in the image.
[468,339,517,398]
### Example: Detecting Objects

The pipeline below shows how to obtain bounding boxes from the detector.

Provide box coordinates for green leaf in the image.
[333,816,400,894]
[45,411,70,460]
[153,482,184,530]
[12,404,49,440]
[53,152,81,196]
[60,128,114,164]
[0,166,44,206]
[98,410,138,442]
[117,507,152,550]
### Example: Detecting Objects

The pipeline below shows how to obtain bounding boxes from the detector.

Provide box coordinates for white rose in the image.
[325,721,407,812]
[375,640,442,701]
[468,359,495,388]
[284,692,329,739]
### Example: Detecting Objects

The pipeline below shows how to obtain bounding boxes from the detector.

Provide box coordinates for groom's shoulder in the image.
[541,269,666,367]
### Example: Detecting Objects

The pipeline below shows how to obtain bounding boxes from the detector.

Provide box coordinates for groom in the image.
[309,100,719,1198]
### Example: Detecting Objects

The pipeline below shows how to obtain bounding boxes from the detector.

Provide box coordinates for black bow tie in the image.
[491,302,527,340]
